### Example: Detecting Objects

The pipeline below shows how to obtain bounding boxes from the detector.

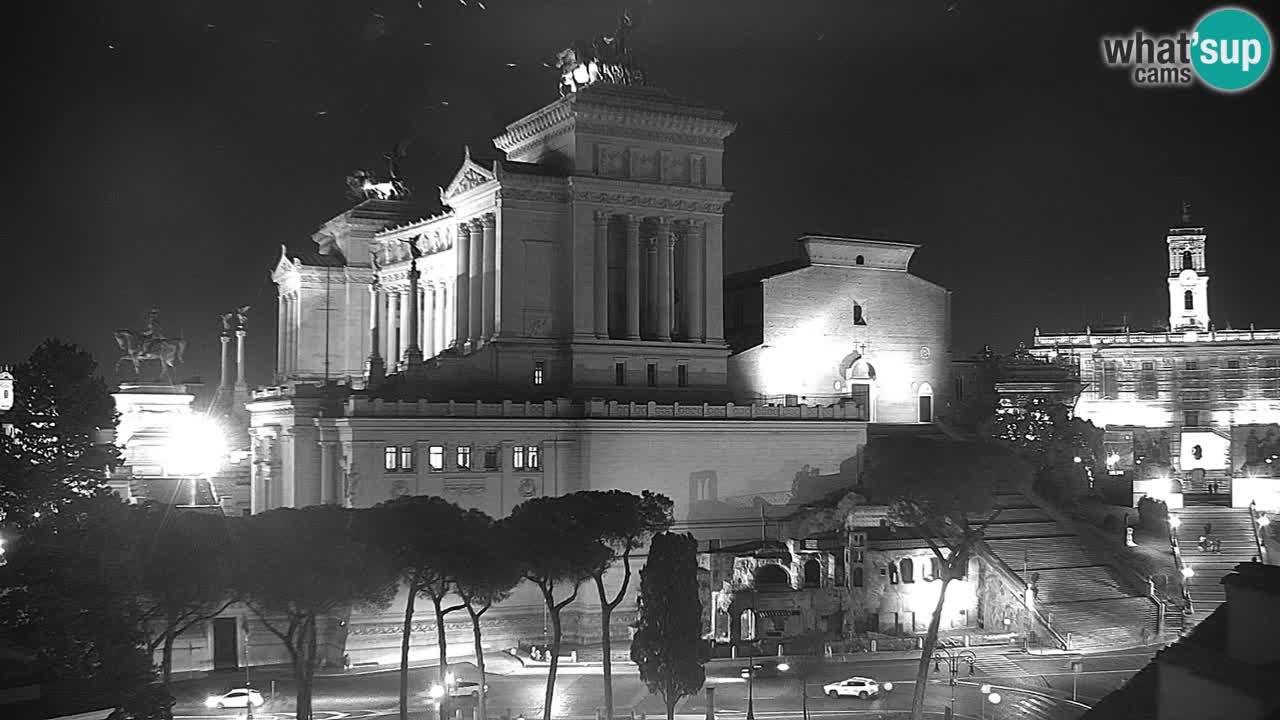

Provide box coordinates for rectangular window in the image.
[527,444,540,469]
[513,445,526,470]
[1184,411,1200,428]
[678,364,688,388]
[484,448,499,470]
[1102,361,1118,399]
[954,377,964,402]
[1227,359,1240,369]
[1139,361,1158,399]
[384,446,397,471]
[533,361,545,386]
[456,445,472,470]
[647,363,657,387]
[615,362,626,386]
[708,539,721,551]
[1185,360,1199,371]
[398,446,414,471]
[428,445,444,472]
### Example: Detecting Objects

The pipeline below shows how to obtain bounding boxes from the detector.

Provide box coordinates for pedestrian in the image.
[1214,537,1223,553]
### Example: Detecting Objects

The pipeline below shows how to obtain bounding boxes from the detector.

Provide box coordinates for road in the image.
[168,647,1158,720]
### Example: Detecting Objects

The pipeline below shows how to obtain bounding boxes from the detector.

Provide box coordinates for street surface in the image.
[167,646,1159,720]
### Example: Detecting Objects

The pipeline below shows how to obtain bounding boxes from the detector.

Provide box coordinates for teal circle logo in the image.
[1192,7,1273,92]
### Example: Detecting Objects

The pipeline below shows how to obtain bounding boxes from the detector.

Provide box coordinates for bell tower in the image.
[1167,202,1209,331]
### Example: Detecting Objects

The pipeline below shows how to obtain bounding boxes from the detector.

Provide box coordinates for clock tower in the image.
[1167,203,1209,331]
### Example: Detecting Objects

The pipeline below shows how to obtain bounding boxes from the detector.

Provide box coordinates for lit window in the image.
[615,362,626,386]
[513,445,526,470]
[647,363,657,387]
[527,444,540,469]
[456,445,472,470]
[384,446,397,471]
[398,446,414,471]
[533,361,545,386]
[678,364,688,388]
[428,445,444,472]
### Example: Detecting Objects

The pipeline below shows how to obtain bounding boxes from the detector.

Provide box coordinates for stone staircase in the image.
[1171,505,1259,627]
[1181,469,1233,507]
[977,493,1158,651]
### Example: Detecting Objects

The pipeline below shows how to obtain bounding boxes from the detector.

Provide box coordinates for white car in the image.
[822,676,886,699]
[429,675,489,701]
[204,688,265,709]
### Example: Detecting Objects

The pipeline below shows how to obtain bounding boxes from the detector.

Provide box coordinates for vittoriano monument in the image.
[114,306,186,383]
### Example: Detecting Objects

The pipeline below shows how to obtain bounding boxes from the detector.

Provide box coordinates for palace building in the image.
[1030,210,1280,512]
[237,73,954,669]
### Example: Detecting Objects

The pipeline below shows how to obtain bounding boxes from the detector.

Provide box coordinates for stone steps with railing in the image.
[1018,566,1129,605]
[1170,505,1259,628]
[985,538,1096,570]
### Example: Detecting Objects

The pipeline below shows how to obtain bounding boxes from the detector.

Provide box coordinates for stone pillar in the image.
[684,220,706,342]
[424,285,436,358]
[469,218,485,348]
[235,329,248,391]
[285,294,296,375]
[388,290,401,367]
[481,214,497,342]
[403,259,423,369]
[625,214,641,340]
[437,284,448,353]
[382,288,394,362]
[593,210,610,338]
[219,334,233,395]
[656,217,674,342]
[366,285,384,384]
[319,440,336,505]
[276,294,287,377]
[646,236,659,339]
[704,218,725,344]
[455,223,471,349]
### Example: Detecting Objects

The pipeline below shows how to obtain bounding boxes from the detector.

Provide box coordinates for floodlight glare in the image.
[162,414,226,477]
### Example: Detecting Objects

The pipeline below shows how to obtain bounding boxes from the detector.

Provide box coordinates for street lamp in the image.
[979,685,1001,719]
[932,647,976,718]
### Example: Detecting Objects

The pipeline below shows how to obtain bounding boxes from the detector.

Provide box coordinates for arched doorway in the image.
[755,564,790,589]
[803,559,821,588]
[845,359,877,422]
[917,382,934,422]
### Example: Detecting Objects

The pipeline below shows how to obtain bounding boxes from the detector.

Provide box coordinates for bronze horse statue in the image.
[114,330,186,382]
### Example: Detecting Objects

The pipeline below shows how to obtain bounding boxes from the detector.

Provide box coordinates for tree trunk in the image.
[432,596,451,719]
[295,615,318,720]
[910,577,952,720]
[665,697,676,720]
[595,576,614,720]
[161,629,176,690]
[400,586,418,720]
[469,608,488,720]
[543,593,563,720]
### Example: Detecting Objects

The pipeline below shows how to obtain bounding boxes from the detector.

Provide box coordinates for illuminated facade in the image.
[1031,216,1280,511]
[248,80,954,666]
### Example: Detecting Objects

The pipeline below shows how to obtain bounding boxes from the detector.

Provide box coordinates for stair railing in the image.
[1249,500,1269,565]
[1167,514,1195,615]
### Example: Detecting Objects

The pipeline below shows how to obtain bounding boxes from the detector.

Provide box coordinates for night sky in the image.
[6,0,1279,392]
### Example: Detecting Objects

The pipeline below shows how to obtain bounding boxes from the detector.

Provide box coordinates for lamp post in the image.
[979,684,1001,719]
[931,647,976,718]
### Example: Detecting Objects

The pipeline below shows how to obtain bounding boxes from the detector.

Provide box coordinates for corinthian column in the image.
[387,290,400,367]
[625,214,641,340]
[276,294,287,379]
[593,211,610,338]
[684,219,705,342]
[235,328,248,392]
[481,214,497,342]
[469,218,485,347]
[646,236,659,339]
[455,223,471,349]
[424,284,436,358]
[403,258,423,369]
[366,284,385,384]
[656,217,673,342]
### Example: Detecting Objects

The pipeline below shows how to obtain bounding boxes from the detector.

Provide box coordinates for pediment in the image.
[441,147,496,203]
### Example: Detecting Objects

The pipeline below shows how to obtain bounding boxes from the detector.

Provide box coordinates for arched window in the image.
[900,558,915,583]
[803,559,821,587]
[917,382,934,423]
[855,255,865,265]
[755,564,789,588]
[852,567,864,587]
[1185,290,1194,310]
[1183,251,1194,270]
[853,304,866,325]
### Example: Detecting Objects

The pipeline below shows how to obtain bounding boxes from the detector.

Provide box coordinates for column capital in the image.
[623,213,640,227]
[656,215,675,229]
[593,210,611,225]
[457,221,472,236]
[481,212,496,228]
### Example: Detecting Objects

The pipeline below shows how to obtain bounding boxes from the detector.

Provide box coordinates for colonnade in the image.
[592,212,723,343]
[371,278,456,369]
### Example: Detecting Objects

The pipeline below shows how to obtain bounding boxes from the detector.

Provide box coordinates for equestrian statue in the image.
[115,306,187,382]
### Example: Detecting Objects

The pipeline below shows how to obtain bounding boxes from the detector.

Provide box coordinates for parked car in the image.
[450,680,488,698]
[822,676,886,699]
[740,660,791,679]
[204,688,265,710]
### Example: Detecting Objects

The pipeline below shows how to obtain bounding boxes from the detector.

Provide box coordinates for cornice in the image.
[569,177,732,215]
[493,100,575,154]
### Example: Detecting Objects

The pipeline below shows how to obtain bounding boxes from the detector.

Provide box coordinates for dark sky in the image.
[5,0,1279,392]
